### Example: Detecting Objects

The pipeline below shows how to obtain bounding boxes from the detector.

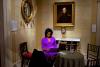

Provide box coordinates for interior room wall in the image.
[91,0,97,44]
[36,0,96,61]
[0,0,5,67]
[96,1,100,45]
[3,0,37,67]
[35,0,43,50]
[2,0,97,67]
[12,0,37,63]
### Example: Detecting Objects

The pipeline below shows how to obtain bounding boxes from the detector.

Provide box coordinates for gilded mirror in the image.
[21,0,33,24]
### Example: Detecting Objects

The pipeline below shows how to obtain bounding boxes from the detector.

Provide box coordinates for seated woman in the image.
[41,28,58,67]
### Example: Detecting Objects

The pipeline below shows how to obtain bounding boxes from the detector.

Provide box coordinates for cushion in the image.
[23,51,32,58]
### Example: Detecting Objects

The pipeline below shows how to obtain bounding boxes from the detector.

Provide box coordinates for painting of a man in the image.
[57,5,72,23]
[54,2,75,27]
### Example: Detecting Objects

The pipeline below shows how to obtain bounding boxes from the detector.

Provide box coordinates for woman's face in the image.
[47,32,52,38]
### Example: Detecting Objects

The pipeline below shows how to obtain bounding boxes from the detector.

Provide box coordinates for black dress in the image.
[28,49,51,67]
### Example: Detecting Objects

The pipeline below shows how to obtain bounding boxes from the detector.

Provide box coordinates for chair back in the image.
[20,42,28,57]
[87,44,100,67]
[87,44,98,59]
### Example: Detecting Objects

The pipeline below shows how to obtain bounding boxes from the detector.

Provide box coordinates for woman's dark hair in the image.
[45,28,53,37]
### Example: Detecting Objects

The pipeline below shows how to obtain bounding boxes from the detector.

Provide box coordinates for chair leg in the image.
[21,59,25,67]
[21,59,23,67]
[87,61,88,67]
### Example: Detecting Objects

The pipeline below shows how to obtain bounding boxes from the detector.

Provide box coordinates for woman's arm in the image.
[41,38,50,52]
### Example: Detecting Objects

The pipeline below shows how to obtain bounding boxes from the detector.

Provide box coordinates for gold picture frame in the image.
[21,0,33,24]
[53,2,75,27]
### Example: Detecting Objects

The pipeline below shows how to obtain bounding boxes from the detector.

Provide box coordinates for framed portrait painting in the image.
[21,0,33,24]
[53,2,75,27]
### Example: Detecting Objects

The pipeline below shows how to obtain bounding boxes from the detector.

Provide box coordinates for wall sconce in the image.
[92,24,96,32]
[10,20,18,32]
[61,27,66,38]
[61,27,66,34]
